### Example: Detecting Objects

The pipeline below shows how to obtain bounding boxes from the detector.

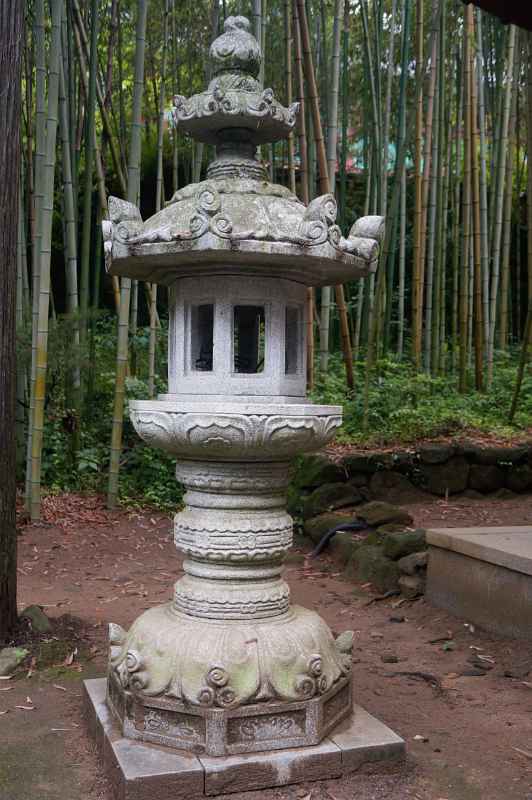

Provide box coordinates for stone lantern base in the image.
[84,678,405,799]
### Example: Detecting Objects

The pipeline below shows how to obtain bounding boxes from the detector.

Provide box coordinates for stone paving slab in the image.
[426,526,532,640]
[84,678,405,798]
[427,526,532,576]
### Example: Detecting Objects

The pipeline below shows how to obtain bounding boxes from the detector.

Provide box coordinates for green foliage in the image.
[312,352,532,446]
[19,313,182,510]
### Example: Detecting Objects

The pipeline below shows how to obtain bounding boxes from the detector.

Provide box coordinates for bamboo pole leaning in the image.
[319,0,344,374]
[292,0,314,390]
[295,0,354,390]
[108,0,148,509]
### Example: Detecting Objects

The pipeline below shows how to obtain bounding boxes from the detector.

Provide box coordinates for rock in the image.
[462,489,484,500]
[376,523,411,535]
[348,472,369,488]
[346,545,400,593]
[506,464,532,493]
[21,604,52,633]
[469,444,529,465]
[389,615,405,623]
[0,647,28,676]
[329,530,361,566]
[383,529,426,561]
[397,550,428,575]
[468,464,505,493]
[420,456,470,496]
[341,453,379,475]
[418,443,454,464]
[292,454,346,490]
[356,501,413,528]
[301,482,363,519]
[381,653,399,663]
[398,574,425,599]
[493,487,517,500]
[303,512,355,545]
[369,471,416,501]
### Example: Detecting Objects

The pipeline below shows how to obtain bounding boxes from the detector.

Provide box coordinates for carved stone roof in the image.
[102,14,384,288]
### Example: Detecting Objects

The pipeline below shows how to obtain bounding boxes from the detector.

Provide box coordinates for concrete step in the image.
[426,526,532,640]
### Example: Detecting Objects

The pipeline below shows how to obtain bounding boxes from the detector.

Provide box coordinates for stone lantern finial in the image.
[209,15,261,81]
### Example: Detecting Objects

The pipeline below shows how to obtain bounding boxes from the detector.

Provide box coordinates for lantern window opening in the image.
[284,305,301,376]
[190,302,214,372]
[233,304,266,374]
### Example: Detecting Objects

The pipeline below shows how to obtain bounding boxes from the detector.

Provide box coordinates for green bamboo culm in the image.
[148,0,170,399]
[25,0,46,509]
[79,0,99,351]
[30,0,63,521]
[107,0,148,509]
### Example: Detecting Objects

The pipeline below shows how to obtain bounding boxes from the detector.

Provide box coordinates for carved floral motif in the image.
[130,405,342,460]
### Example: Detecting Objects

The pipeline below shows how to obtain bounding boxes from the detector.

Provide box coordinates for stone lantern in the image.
[89,15,403,794]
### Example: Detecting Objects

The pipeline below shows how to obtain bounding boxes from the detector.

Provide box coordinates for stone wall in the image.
[290,440,531,601]
[291,441,532,517]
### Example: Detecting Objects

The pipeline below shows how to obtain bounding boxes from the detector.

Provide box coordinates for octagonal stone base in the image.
[107,669,352,757]
[85,678,405,799]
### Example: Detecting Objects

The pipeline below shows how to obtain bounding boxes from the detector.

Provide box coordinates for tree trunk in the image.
[0,0,23,641]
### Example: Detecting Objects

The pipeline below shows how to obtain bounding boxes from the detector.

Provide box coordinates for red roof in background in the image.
[460,0,532,31]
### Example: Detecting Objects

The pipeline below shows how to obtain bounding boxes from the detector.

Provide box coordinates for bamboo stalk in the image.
[296,0,353,390]
[411,0,423,366]
[149,0,170,400]
[30,0,63,520]
[468,5,483,391]
[25,0,46,508]
[487,24,516,387]
[459,8,472,394]
[108,0,148,509]
[292,1,313,389]
[319,0,343,374]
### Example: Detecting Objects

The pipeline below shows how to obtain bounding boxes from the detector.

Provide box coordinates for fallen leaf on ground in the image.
[513,746,532,760]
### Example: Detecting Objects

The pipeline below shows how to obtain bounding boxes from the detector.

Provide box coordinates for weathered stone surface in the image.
[398,574,426,599]
[341,454,379,475]
[427,529,532,640]
[201,741,342,795]
[329,705,405,773]
[21,604,52,633]
[397,551,428,575]
[99,11,383,762]
[468,464,505,493]
[357,501,413,528]
[420,456,470,495]
[302,482,362,519]
[347,546,400,593]
[0,647,28,676]
[329,531,360,565]
[468,444,529,465]
[369,471,415,501]
[86,678,405,796]
[293,454,347,490]
[303,512,355,544]
[418,443,454,464]
[383,529,427,561]
[506,464,532,493]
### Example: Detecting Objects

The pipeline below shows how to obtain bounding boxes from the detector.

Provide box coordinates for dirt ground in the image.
[2,490,532,800]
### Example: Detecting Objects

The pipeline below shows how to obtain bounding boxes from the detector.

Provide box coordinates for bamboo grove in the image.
[16,0,532,519]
